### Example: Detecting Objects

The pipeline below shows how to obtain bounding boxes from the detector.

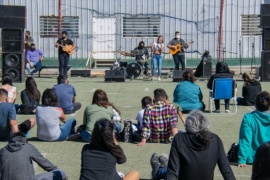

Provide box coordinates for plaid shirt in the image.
[141,101,178,143]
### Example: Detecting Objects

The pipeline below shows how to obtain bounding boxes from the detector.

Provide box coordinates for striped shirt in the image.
[141,101,178,143]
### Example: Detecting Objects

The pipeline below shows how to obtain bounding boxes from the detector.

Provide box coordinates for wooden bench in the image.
[94,59,115,68]
[38,65,71,77]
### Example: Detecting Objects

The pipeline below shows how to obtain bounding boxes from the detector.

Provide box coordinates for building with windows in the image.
[0,0,266,67]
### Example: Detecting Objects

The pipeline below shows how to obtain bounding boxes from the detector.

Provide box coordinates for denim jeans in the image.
[59,53,70,76]
[25,61,42,76]
[173,54,185,70]
[214,99,230,110]
[57,118,76,141]
[156,167,167,179]
[80,130,91,142]
[114,121,122,133]
[152,55,162,76]
[34,168,67,180]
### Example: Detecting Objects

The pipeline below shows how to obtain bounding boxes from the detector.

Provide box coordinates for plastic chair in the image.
[209,78,237,114]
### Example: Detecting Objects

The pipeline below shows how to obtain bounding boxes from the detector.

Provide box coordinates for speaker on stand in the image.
[2,29,25,82]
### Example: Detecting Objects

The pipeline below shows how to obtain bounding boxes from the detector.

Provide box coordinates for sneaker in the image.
[213,109,220,113]
[225,109,231,113]
[150,153,160,179]
[158,77,161,81]
[158,155,168,168]
[151,77,155,81]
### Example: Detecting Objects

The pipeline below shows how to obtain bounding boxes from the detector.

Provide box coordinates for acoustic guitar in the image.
[55,43,75,55]
[169,41,194,55]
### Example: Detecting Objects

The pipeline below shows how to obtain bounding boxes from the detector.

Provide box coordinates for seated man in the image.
[135,96,152,131]
[26,43,44,78]
[137,88,178,146]
[52,75,81,114]
[0,89,35,141]
[0,132,67,180]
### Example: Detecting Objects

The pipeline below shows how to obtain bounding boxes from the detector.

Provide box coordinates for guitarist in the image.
[167,31,189,70]
[55,31,76,76]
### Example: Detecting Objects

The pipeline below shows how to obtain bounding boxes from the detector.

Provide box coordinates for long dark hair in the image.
[2,74,13,86]
[41,89,58,107]
[252,142,270,180]
[182,70,195,83]
[25,77,40,102]
[92,89,110,108]
[90,119,126,162]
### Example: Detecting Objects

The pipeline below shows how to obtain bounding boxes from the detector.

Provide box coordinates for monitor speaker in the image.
[70,70,91,77]
[104,69,126,82]
[261,51,270,82]
[172,70,185,82]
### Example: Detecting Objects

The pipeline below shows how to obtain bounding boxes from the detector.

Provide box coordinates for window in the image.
[40,16,79,38]
[122,17,160,38]
[241,14,262,37]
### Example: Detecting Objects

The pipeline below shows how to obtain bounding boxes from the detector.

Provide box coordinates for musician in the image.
[151,35,164,81]
[55,31,76,76]
[24,30,34,53]
[167,31,189,70]
[134,41,149,76]
[26,43,44,78]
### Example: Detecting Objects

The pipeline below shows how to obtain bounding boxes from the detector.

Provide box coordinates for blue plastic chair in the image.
[209,78,237,114]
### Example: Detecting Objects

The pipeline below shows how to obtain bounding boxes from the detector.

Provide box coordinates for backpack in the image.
[227,143,239,164]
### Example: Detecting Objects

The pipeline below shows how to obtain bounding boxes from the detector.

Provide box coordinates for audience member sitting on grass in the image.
[252,142,270,180]
[0,88,35,141]
[0,132,67,180]
[238,91,270,167]
[110,102,122,134]
[0,74,17,103]
[80,119,140,180]
[150,110,235,180]
[18,77,40,114]
[173,70,205,113]
[237,72,262,106]
[52,75,81,114]
[207,62,234,113]
[137,88,178,146]
[135,96,152,131]
[78,89,114,142]
[36,89,77,141]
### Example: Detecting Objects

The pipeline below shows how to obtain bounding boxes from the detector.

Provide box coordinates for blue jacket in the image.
[238,111,270,164]
[173,81,203,111]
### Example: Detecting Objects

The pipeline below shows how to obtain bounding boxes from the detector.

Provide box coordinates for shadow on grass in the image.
[27,137,87,143]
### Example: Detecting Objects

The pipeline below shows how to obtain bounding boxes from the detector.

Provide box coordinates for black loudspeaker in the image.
[2,53,25,82]
[70,70,91,77]
[261,4,270,27]
[2,29,25,82]
[172,70,185,82]
[263,28,270,50]
[0,5,26,28]
[203,60,212,78]
[104,69,125,82]
[261,51,270,82]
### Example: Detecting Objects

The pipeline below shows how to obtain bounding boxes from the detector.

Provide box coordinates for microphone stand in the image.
[239,40,242,75]
[250,43,255,74]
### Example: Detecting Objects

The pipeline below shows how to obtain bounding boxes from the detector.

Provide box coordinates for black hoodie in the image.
[0,136,56,180]
[166,132,236,180]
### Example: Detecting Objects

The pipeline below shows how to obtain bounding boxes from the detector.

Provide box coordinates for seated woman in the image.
[173,70,205,113]
[238,91,270,167]
[36,89,77,141]
[18,77,40,114]
[151,110,235,180]
[0,74,17,103]
[79,89,114,142]
[237,73,262,106]
[252,142,270,180]
[80,119,139,180]
[207,62,234,113]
